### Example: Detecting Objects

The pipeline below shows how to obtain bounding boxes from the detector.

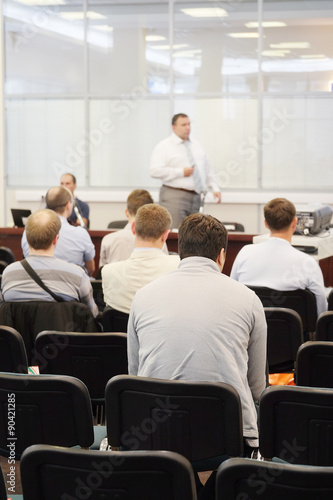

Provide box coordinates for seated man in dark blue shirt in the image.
[61,173,90,228]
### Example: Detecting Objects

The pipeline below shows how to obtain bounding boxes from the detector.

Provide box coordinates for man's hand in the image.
[184,167,194,177]
[213,192,222,203]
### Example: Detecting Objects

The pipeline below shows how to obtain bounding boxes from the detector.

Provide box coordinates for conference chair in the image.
[0,372,104,460]
[327,289,333,310]
[264,307,304,373]
[0,246,15,274]
[0,301,100,364]
[222,222,245,232]
[259,385,333,465]
[296,341,333,388]
[101,307,129,332]
[216,457,333,500]
[91,279,106,312]
[107,219,128,230]
[20,444,197,500]
[0,326,28,373]
[248,286,317,338]
[316,311,333,340]
[105,375,243,471]
[0,464,6,500]
[35,331,128,423]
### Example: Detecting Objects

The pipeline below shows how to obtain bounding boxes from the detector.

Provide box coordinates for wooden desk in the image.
[1,227,333,285]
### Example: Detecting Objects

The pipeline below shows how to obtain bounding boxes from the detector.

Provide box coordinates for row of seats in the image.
[1,375,333,498]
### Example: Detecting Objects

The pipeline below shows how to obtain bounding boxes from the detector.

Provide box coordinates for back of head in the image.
[26,209,61,250]
[45,186,72,215]
[178,214,228,261]
[127,189,154,216]
[264,198,296,231]
[135,204,172,240]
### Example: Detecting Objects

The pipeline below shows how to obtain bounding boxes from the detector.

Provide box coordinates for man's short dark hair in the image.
[178,214,228,261]
[127,189,154,216]
[45,186,72,215]
[172,113,188,126]
[62,172,76,184]
[135,204,172,240]
[26,209,61,250]
[264,198,296,231]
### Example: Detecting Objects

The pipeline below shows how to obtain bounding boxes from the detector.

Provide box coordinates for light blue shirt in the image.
[21,215,95,269]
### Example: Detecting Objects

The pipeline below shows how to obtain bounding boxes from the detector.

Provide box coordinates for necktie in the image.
[184,140,205,194]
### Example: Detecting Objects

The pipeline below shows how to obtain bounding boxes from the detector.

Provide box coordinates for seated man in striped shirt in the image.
[0,209,98,317]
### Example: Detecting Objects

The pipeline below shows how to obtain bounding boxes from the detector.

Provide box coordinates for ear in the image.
[161,229,170,243]
[52,234,59,247]
[291,216,298,231]
[264,219,269,229]
[125,208,130,219]
[131,220,136,235]
[216,248,226,271]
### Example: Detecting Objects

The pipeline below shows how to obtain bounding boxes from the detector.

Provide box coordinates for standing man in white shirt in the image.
[150,113,221,228]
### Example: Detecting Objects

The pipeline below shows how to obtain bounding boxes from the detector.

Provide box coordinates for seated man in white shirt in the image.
[230,197,327,316]
[99,189,154,267]
[102,204,180,314]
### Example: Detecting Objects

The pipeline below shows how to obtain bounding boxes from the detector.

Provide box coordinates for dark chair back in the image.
[217,457,333,499]
[259,385,333,465]
[20,444,197,500]
[0,373,95,459]
[327,289,333,310]
[35,331,128,402]
[248,286,317,334]
[296,341,333,388]
[102,307,129,332]
[91,279,106,311]
[222,222,245,232]
[0,465,6,500]
[0,246,15,265]
[105,375,243,469]
[107,220,128,230]
[0,301,100,364]
[316,311,333,340]
[0,326,28,373]
[264,307,304,373]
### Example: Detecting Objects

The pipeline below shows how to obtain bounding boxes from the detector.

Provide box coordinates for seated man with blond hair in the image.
[102,204,179,314]
[1,209,98,316]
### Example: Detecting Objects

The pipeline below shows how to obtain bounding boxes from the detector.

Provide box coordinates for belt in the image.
[162,185,196,194]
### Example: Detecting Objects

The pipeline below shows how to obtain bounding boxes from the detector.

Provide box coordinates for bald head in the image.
[26,209,61,250]
[45,186,73,215]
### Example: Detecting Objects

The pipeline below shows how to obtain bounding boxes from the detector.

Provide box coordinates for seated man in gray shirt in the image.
[1,209,98,317]
[128,214,267,451]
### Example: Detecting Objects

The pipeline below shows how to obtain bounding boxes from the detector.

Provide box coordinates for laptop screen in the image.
[11,209,32,227]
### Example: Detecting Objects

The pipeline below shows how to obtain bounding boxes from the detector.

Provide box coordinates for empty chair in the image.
[296,341,333,388]
[259,385,333,465]
[0,246,15,274]
[0,372,103,459]
[222,222,245,232]
[216,457,333,500]
[105,375,243,471]
[107,220,128,230]
[0,301,100,364]
[35,331,128,423]
[0,326,28,373]
[0,464,6,500]
[101,307,129,332]
[316,311,333,340]
[248,286,317,338]
[264,307,303,373]
[91,279,106,311]
[20,444,197,500]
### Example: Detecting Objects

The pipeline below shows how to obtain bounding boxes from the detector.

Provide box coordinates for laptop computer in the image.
[11,209,32,227]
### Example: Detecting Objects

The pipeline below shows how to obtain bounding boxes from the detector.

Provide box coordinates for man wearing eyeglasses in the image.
[21,186,95,276]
